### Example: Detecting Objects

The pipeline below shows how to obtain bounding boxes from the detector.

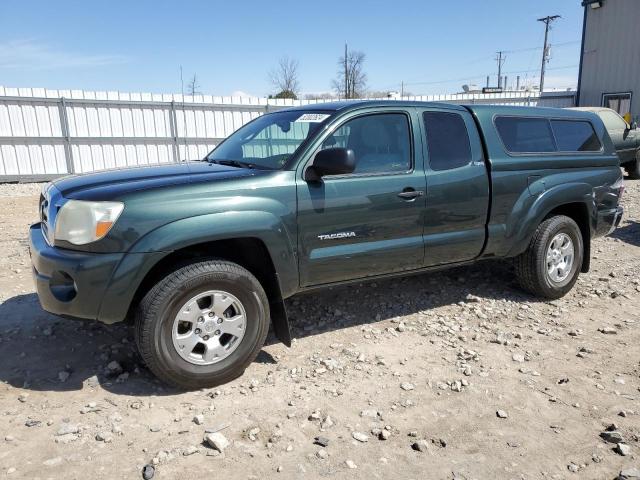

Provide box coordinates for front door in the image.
[419,108,490,266]
[297,110,426,287]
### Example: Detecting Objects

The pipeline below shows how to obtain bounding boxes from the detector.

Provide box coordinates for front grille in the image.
[40,193,50,242]
[39,185,63,246]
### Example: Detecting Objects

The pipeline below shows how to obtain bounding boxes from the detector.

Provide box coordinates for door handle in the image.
[397,189,424,200]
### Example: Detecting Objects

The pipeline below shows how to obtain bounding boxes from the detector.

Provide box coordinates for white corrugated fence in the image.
[0,86,576,182]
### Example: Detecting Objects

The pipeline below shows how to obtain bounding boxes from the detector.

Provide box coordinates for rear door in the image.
[296,109,426,286]
[418,108,490,266]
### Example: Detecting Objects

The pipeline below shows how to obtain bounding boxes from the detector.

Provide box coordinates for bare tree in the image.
[366,90,393,99]
[303,92,337,100]
[366,90,413,99]
[332,47,367,99]
[269,56,300,99]
[186,74,201,96]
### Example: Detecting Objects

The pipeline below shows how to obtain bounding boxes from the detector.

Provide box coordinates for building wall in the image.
[578,0,640,120]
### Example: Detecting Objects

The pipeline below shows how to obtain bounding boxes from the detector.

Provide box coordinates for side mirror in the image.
[304,148,356,182]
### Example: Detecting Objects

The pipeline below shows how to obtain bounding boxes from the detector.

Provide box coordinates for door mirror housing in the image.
[304,148,356,182]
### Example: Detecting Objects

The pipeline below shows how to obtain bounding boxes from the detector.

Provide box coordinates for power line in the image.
[503,64,578,75]
[368,64,578,90]
[377,40,580,92]
[522,26,546,90]
[503,40,578,55]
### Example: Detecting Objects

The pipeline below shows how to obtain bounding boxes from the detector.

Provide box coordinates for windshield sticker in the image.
[295,113,330,123]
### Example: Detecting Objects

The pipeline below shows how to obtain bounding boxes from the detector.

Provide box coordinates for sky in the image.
[0,0,585,97]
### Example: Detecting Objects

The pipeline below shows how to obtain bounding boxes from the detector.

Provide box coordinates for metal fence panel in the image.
[0,86,575,182]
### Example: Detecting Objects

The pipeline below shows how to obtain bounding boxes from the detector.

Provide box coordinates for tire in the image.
[624,151,640,180]
[514,215,583,299]
[134,260,270,390]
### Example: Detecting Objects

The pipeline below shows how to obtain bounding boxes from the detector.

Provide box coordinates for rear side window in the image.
[495,117,556,153]
[423,111,472,170]
[495,116,602,154]
[550,120,601,152]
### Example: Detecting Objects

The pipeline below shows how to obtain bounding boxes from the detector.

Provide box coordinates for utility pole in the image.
[344,43,348,99]
[180,65,184,97]
[537,15,561,93]
[401,81,404,98]
[495,51,506,88]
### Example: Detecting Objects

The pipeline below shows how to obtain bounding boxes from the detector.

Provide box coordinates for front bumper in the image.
[29,223,124,321]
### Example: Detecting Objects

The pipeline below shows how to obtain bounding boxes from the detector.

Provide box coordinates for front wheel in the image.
[514,215,583,299]
[134,260,270,389]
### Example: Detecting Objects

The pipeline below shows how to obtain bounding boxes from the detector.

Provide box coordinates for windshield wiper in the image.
[209,159,256,169]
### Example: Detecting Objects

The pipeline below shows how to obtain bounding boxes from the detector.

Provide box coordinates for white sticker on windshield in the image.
[295,113,330,123]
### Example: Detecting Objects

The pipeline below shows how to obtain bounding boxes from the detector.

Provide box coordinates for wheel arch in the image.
[506,183,595,273]
[98,211,296,346]
[125,237,292,346]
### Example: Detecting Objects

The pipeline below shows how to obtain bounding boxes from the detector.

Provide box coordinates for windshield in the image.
[205,110,332,169]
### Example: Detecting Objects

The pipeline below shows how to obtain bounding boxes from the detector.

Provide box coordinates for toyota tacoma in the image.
[29,101,624,389]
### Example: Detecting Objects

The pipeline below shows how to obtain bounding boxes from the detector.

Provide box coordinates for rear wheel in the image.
[624,151,640,179]
[134,260,269,390]
[514,215,583,299]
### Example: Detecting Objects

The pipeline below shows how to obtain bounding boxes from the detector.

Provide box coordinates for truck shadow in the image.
[609,220,640,247]
[0,293,174,395]
[281,260,530,344]
[0,292,280,396]
[0,260,530,396]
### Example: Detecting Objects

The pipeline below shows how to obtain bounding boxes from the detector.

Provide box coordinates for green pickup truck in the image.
[30,101,624,389]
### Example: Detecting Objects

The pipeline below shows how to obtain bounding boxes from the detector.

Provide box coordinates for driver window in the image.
[320,113,411,174]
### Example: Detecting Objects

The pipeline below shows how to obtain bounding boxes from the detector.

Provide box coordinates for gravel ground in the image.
[0,183,41,198]
[0,179,639,480]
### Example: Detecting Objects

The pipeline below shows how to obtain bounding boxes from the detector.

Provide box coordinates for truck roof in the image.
[463,103,597,120]
[277,100,597,121]
[568,106,616,114]
[277,100,467,113]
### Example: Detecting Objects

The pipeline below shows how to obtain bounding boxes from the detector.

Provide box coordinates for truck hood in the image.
[52,162,262,200]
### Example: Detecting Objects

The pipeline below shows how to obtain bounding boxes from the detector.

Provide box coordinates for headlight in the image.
[55,200,124,245]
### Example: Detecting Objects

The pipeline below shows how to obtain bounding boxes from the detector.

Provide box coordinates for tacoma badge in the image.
[317,231,356,240]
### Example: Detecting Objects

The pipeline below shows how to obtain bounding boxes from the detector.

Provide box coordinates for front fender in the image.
[505,182,595,258]
[97,211,298,324]
[131,210,299,294]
